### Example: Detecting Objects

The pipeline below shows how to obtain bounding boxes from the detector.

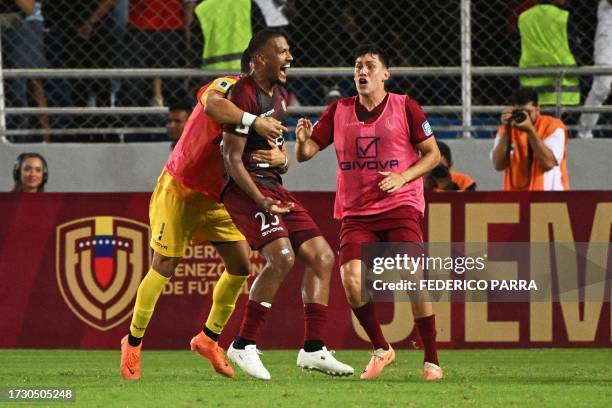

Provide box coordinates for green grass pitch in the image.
[1,349,611,407]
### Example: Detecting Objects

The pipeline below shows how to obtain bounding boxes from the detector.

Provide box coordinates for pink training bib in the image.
[332,93,425,219]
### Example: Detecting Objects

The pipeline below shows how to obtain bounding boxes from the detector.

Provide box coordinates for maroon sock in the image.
[304,303,327,342]
[238,300,270,341]
[352,302,389,350]
[415,314,439,365]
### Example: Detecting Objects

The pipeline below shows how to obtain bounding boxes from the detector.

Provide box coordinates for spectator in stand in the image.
[166,92,193,150]
[426,141,477,191]
[44,0,117,108]
[323,85,342,105]
[1,1,49,142]
[491,88,569,191]
[518,0,580,106]
[194,0,251,70]
[578,0,612,139]
[128,0,197,106]
[11,152,47,192]
[108,0,129,107]
[253,0,294,32]
[507,0,537,33]
[44,0,119,142]
[124,89,193,145]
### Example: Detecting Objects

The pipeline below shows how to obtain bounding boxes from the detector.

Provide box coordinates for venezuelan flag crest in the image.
[56,216,150,331]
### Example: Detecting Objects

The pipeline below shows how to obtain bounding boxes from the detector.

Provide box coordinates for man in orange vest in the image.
[491,88,570,191]
[426,141,476,191]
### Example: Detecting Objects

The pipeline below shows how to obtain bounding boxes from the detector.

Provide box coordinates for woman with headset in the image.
[11,152,48,192]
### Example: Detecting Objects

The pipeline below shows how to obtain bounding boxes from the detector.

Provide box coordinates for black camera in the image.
[511,109,527,123]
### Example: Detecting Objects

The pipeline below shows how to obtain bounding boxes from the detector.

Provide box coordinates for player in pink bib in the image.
[296,45,444,381]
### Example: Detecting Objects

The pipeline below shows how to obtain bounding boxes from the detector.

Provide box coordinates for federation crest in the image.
[56,216,150,331]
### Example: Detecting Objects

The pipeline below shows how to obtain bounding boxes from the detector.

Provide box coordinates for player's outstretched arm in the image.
[295,118,320,162]
[223,131,294,214]
[206,91,288,139]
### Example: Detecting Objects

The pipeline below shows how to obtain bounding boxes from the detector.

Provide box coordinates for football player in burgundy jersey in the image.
[296,45,444,381]
[221,30,353,380]
[120,51,289,380]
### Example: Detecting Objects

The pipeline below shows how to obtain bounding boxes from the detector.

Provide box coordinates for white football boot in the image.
[227,343,271,380]
[297,347,354,376]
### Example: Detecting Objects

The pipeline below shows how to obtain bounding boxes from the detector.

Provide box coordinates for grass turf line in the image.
[1,349,611,407]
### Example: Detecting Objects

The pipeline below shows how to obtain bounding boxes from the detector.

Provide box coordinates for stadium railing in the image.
[2,66,612,141]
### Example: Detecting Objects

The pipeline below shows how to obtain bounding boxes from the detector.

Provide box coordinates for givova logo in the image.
[356,137,379,158]
[56,216,150,331]
[340,136,400,171]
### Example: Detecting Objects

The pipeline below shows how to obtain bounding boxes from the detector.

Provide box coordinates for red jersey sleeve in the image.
[310,101,338,150]
[222,81,258,137]
[405,97,434,145]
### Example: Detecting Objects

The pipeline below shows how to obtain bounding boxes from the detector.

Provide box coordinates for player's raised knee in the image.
[268,246,295,275]
[312,246,335,271]
[151,253,181,278]
[228,261,251,277]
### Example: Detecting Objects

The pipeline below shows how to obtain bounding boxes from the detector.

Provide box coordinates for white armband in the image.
[235,124,250,134]
[242,112,257,127]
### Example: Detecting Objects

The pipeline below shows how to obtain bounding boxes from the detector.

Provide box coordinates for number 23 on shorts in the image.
[254,211,280,232]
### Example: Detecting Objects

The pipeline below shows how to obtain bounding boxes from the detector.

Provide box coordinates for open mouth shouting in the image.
[279,63,291,82]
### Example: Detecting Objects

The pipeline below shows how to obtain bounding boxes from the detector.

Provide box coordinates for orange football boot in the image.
[423,362,444,381]
[120,335,142,380]
[360,346,395,380]
[190,332,234,378]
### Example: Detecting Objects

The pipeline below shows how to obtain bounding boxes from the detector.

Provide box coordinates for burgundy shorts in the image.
[339,205,424,266]
[222,182,321,250]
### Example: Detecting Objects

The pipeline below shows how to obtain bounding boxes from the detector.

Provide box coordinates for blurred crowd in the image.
[0,0,610,143]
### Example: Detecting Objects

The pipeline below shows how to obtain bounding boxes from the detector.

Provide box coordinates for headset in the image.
[13,152,48,186]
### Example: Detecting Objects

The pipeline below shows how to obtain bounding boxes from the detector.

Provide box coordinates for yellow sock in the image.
[130,268,170,338]
[205,271,248,334]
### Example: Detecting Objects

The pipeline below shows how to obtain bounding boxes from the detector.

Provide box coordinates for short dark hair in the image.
[240,49,251,74]
[167,88,193,112]
[248,29,287,56]
[437,141,451,164]
[511,88,539,106]
[354,45,390,68]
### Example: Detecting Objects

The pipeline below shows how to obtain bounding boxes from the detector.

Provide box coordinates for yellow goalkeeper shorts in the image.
[149,170,245,257]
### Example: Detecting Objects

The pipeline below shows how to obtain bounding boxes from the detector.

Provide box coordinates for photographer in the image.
[426,141,476,192]
[491,88,569,191]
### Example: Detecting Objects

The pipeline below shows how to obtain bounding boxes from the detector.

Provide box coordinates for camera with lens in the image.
[510,109,527,123]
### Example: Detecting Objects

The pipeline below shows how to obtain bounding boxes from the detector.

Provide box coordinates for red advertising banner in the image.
[0,192,610,349]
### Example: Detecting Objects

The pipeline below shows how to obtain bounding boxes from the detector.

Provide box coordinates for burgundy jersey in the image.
[223,76,289,188]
